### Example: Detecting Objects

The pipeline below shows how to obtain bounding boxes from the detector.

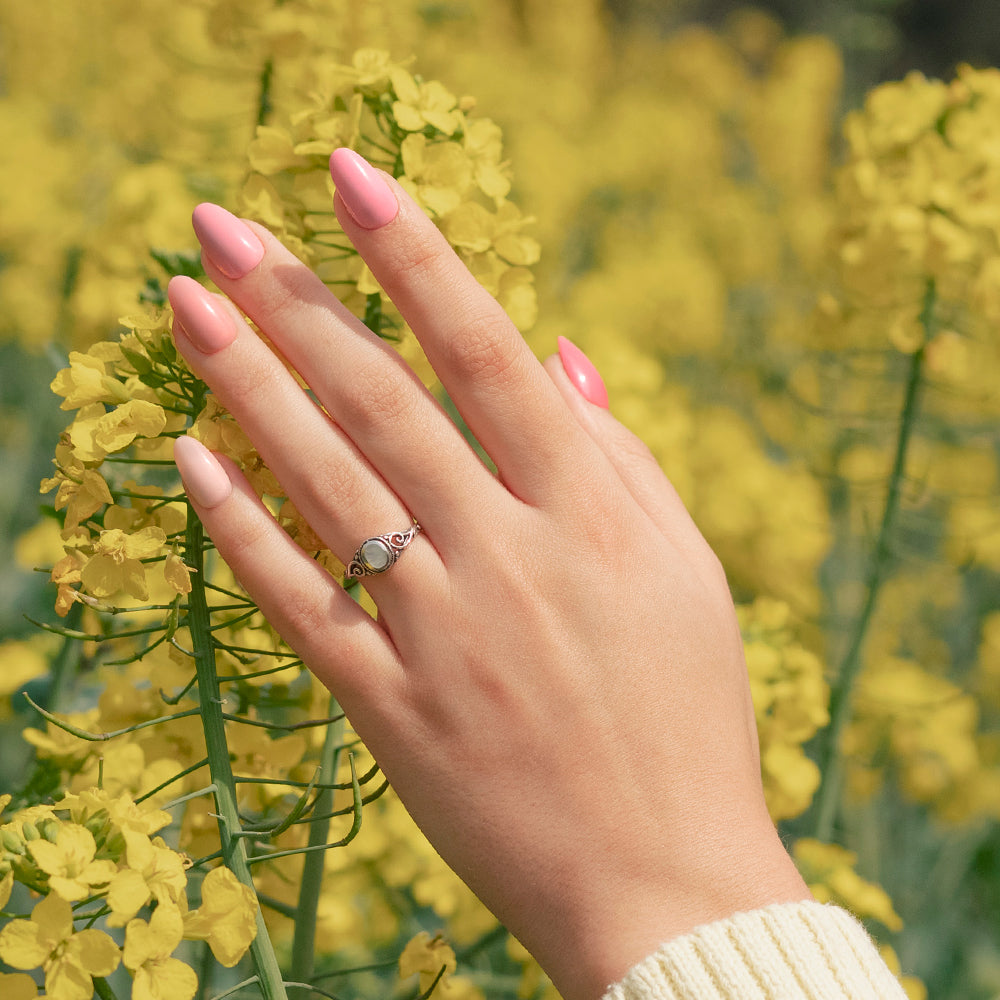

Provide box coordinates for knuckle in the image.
[251,265,322,332]
[445,305,521,386]
[218,508,274,570]
[279,589,337,649]
[222,348,284,413]
[337,355,421,437]
[297,457,370,526]
[385,229,449,287]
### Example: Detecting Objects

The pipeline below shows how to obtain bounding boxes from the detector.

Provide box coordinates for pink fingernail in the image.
[174,436,233,508]
[168,276,237,354]
[558,337,609,409]
[329,148,399,230]
[192,203,264,279]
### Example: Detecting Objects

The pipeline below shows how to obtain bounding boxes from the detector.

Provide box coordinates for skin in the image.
[169,173,812,1000]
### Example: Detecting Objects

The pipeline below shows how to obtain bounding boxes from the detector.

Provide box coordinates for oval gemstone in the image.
[360,538,393,572]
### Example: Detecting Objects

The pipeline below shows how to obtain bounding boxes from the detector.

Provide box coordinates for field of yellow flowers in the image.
[1,2,999,999]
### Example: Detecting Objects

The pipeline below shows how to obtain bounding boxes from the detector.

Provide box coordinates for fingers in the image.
[167,275,442,604]
[543,345,728,587]
[188,204,499,537]
[327,149,601,506]
[172,437,401,707]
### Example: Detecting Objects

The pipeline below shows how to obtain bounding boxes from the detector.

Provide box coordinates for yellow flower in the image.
[80,524,167,600]
[848,656,980,808]
[124,903,198,1000]
[0,638,52,706]
[247,125,311,175]
[0,973,39,1000]
[325,48,400,93]
[0,893,120,1000]
[0,870,13,908]
[28,823,117,902]
[793,839,903,931]
[106,835,189,927]
[738,597,829,819]
[390,67,462,135]
[879,944,928,1000]
[42,467,114,534]
[67,400,167,463]
[164,552,193,596]
[399,931,457,994]
[182,866,258,967]
[58,787,171,844]
[463,118,510,202]
[399,133,472,216]
[50,349,130,410]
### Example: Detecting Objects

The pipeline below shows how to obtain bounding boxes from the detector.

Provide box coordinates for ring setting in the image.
[346,524,421,579]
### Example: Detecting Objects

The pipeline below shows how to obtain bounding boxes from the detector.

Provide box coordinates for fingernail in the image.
[558,337,609,409]
[168,277,237,354]
[174,436,232,508]
[329,148,399,230]
[192,203,264,279]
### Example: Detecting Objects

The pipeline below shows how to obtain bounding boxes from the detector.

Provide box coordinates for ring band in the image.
[345,524,421,579]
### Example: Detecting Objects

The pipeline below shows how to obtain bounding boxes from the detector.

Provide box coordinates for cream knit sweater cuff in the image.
[602,901,909,1000]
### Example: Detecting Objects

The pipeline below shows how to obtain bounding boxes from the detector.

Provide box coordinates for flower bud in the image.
[38,818,61,844]
[1,830,25,855]
[84,813,109,839]
[20,822,39,842]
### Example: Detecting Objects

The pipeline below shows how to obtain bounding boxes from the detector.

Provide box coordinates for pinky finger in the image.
[173,436,401,706]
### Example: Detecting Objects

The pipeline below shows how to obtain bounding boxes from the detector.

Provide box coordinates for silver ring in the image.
[346,524,421,579]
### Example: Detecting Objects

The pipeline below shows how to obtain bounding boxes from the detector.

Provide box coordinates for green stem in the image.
[185,509,288,1000]
[288,699,344,1000]
[812,307,930,840]
[22,694,201,741]
[92,977,120,1000]
[46,602,85,711]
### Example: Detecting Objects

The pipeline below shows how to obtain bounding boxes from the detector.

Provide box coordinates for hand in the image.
[169,149,810,1000]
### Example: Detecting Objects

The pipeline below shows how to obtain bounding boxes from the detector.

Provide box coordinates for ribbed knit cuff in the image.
[602,901,909,1000]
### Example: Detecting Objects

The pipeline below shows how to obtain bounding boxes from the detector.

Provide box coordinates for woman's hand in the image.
[169,149,810,1000]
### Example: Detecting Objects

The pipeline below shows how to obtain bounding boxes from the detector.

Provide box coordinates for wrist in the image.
[531,821,811,1000]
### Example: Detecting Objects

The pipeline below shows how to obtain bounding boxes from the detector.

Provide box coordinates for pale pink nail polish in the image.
[558,337,609,409]
[192,203,264,279]
[168,277,237,354]
[174,436,232,508]
[329,148,399,230]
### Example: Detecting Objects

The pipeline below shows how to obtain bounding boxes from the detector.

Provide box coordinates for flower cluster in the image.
[825,67,1000,366]
[0,791,257,1000]
[739,598,829,820]
[240,47,538,382]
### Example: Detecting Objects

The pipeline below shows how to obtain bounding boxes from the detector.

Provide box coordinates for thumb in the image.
[544,338,725,581]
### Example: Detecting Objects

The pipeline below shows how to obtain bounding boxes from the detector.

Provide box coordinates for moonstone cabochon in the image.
[359,538,394,572]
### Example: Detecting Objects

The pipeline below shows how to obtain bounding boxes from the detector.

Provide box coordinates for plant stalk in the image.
[811,294,931,841]
[185,509,288,1000]
[289,696,344,999]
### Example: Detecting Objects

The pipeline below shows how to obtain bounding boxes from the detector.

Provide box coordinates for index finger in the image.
[329,148,605,508]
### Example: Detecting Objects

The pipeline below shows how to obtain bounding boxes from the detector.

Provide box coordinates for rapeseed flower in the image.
[793,839,902,932]
[124,902,198,1000]
[182,866,258,967]
[27,823,117,902]
[0,893,120,1000]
